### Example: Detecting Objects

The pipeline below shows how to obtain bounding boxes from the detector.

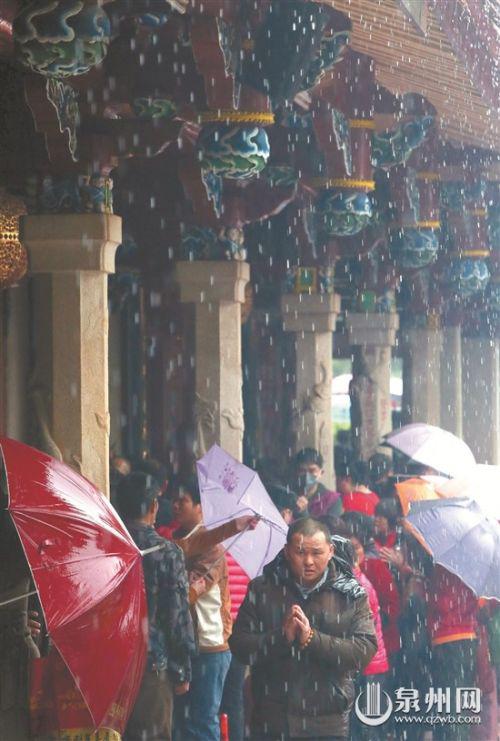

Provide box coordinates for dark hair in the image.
[170,476,201,506]
[375,497,401,528]
[286,517,331,544]
[350,460,371,487]
[368,453,392,484]
[295,447,323,469]
[116,472,160,520]
[341,511,375,548]
[268,484,297,513]
[334,447,353,479]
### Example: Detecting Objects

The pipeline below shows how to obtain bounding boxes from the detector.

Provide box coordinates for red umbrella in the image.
[0,436,147,734]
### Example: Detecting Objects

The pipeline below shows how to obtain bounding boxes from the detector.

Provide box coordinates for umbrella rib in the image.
[413,519,488,561]
[49,558,146,730]
[11,509,136,550]
[259,524,274,575]
[237,472,258,504]
[50,553,140,632]
[205,509,287,535]
[30,551,134,572]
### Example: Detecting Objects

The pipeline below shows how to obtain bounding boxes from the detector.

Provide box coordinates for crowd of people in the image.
[109,447,500,741]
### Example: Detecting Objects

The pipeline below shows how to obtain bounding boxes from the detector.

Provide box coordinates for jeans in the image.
[221,655,247,741]
[184,650,232,741]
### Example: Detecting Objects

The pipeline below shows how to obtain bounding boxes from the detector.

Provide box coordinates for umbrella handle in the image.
[0,589,37,608]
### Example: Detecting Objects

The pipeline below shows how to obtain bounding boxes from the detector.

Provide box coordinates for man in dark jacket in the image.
[117,472,197,741]
[229,517,377,740]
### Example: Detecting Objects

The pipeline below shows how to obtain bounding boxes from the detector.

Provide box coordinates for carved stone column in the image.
[402,318,442,426]
[281,293,340,489]
[346,313,399,460]
[462,336,500,464]
[440,324,463,436]
[176,261,249,461]
[21,214,121,496]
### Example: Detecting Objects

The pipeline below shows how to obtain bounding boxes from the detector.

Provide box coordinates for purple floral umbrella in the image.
[196,445,288,578]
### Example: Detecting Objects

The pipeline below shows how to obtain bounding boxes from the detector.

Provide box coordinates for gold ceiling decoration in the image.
[0,188,28,290]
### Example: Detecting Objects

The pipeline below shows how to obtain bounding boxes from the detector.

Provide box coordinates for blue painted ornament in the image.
[14,0,110,78]
[443,257,490,299]
[199,124,270,180]
[390,227,440,270]
[371,116,434,169]
[316,189,373,237]
[137,13,170,29]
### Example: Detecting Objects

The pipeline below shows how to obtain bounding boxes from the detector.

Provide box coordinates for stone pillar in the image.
[462,336,500,464]
[346,313,399,460]
[281,293,340,489]
[402,321,442,426]
[440,325,463,436]
[21,214,121,496]
[176,261,249,461]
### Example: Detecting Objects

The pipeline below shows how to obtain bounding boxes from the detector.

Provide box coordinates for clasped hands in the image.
[283,604,312,648]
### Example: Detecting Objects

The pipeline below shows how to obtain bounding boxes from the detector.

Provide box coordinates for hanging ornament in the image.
[0,189,28,290]
[389,225,440,270]
[442,251,490,299]
[14,1,111,78]
[372,116,434,169]
[198,117,272,181]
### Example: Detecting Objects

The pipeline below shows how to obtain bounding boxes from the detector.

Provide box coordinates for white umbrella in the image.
[196,445,288,579]
[385,423,476,478]
[428,465,500,520]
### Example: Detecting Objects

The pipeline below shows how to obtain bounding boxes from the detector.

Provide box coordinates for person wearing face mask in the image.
[293,448,343,519]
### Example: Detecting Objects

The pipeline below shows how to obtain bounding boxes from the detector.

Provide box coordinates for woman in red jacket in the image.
[343,512,401,658]
[352,536,390,677]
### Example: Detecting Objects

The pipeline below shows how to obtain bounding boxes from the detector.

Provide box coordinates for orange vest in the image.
[395,477,439,516]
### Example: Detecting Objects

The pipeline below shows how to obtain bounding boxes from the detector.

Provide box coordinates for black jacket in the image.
[229,552,377,738]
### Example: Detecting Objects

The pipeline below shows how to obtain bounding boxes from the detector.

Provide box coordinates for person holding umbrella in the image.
[117,472,197,741]
[406,497,500,740]
[171,477,258,741]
